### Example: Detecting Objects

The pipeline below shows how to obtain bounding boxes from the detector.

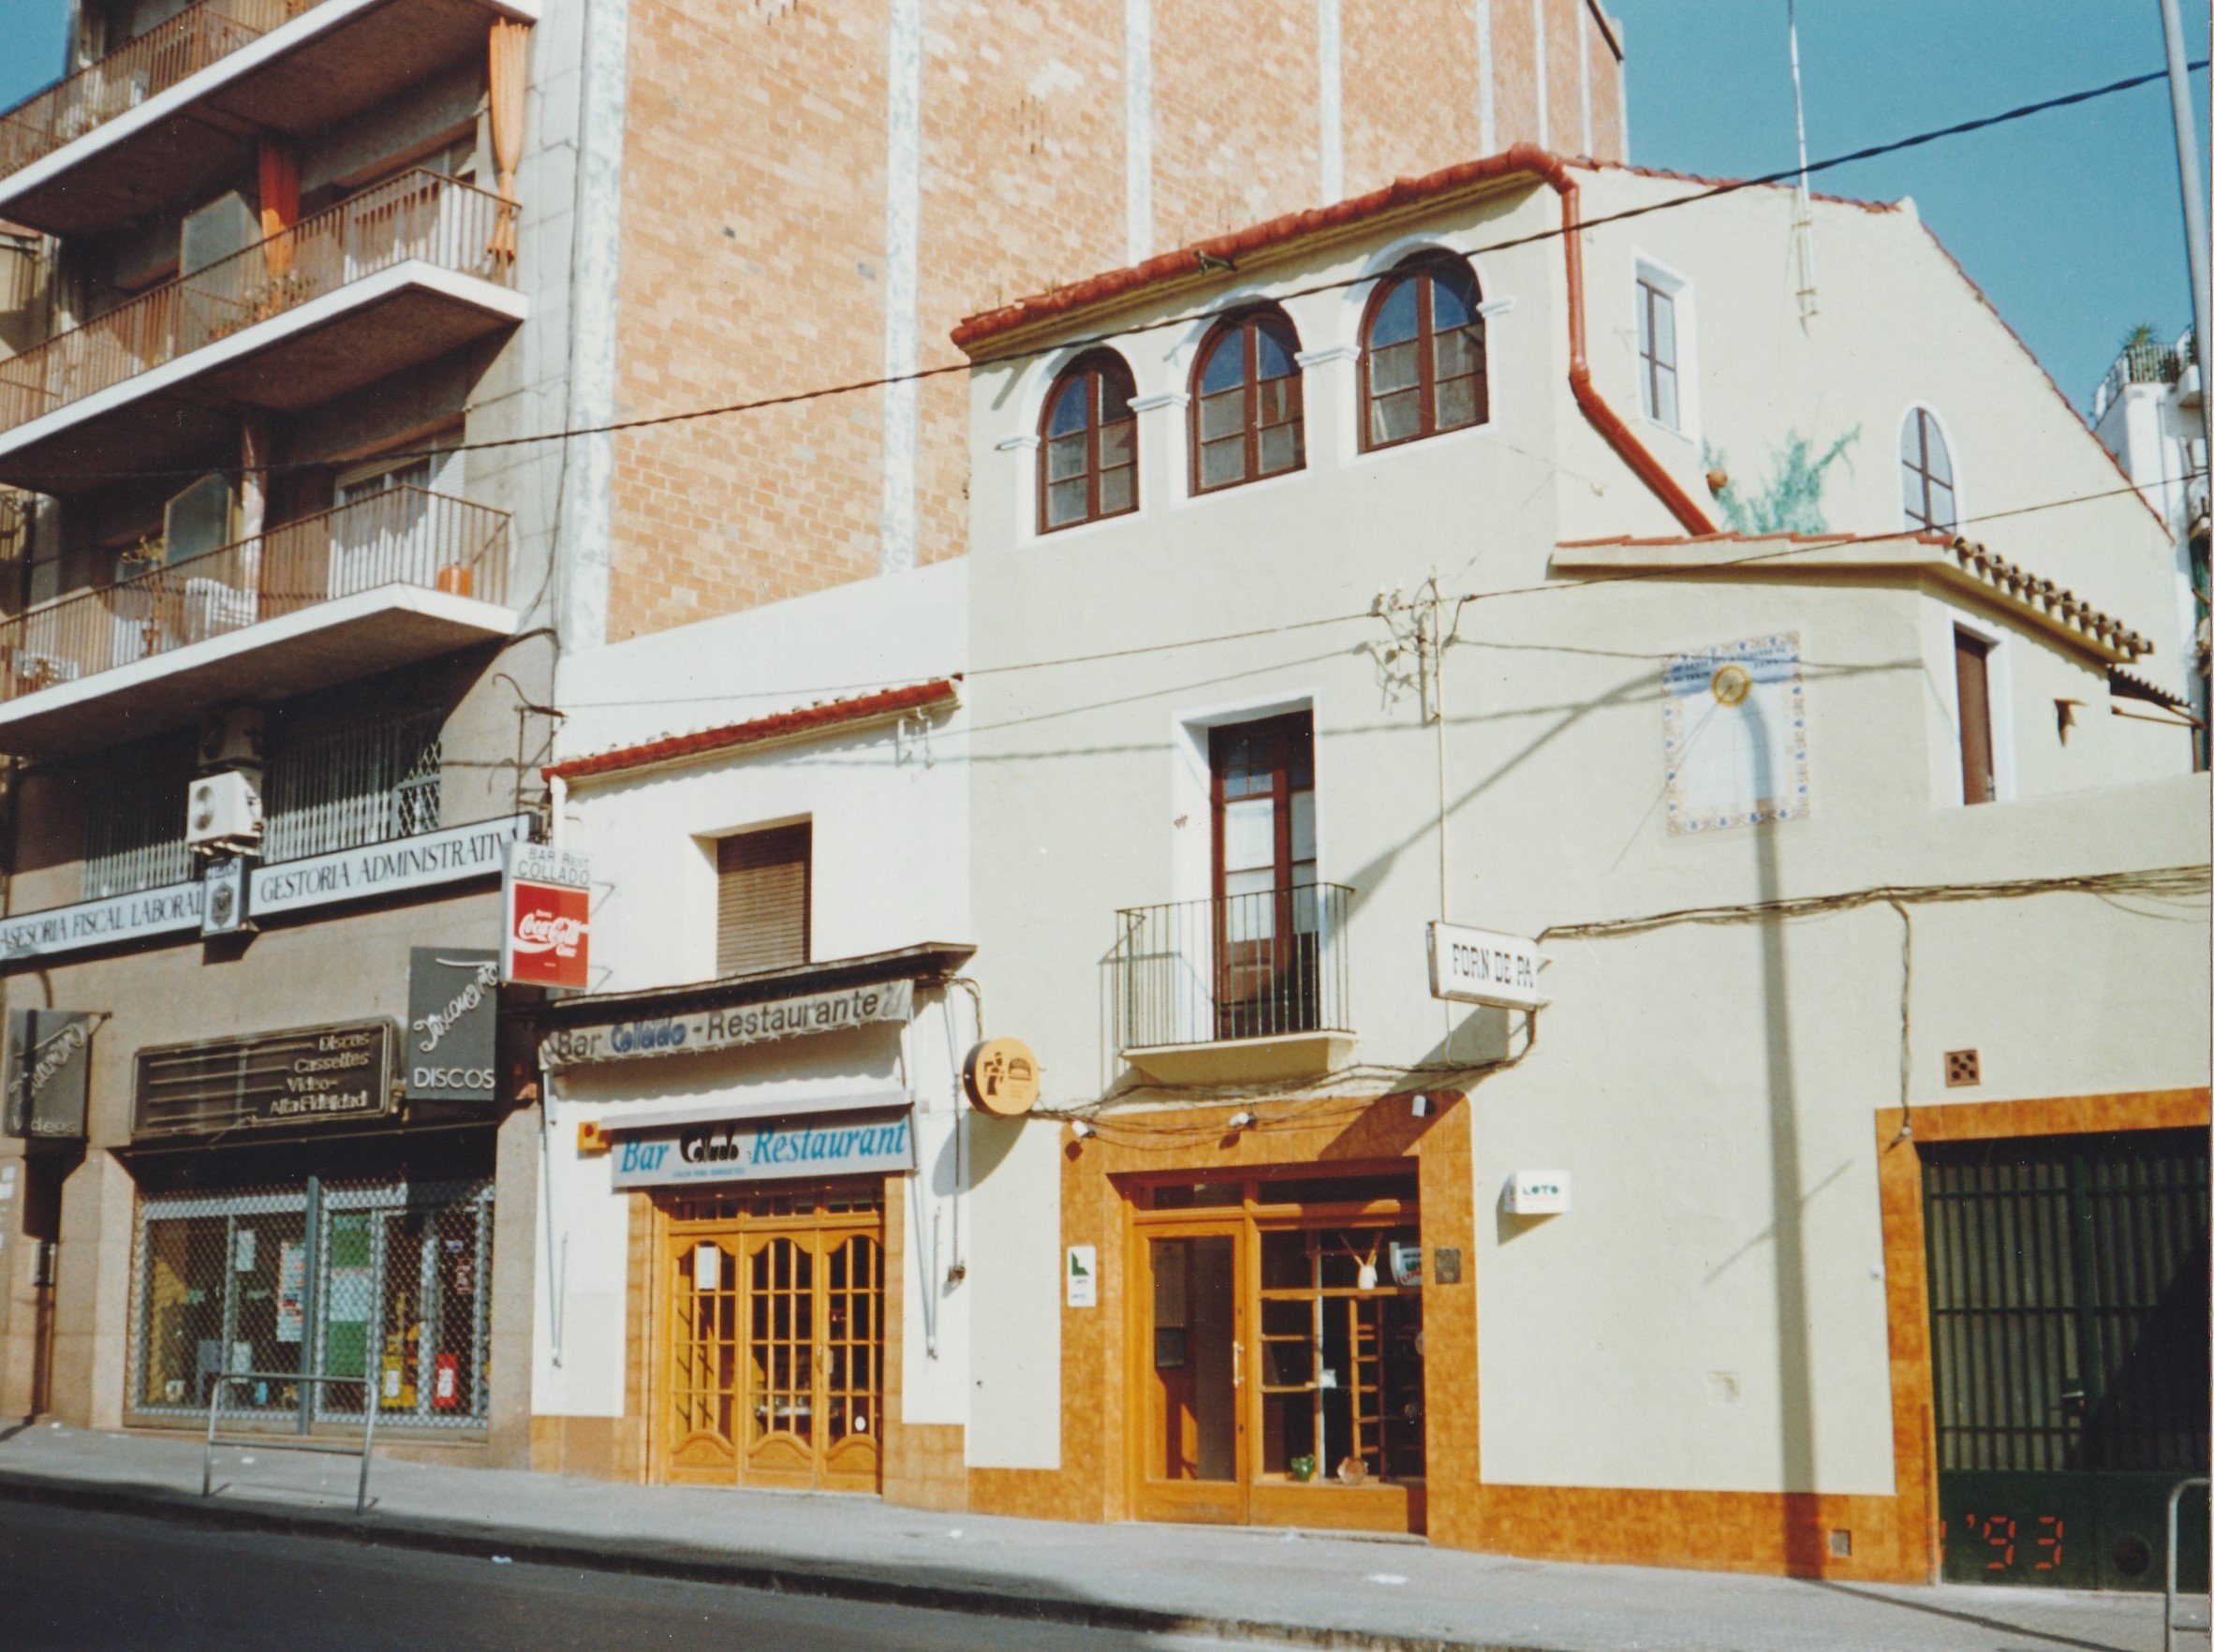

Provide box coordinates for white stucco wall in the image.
[533,562,974,1425]
[953,172,2207,1493]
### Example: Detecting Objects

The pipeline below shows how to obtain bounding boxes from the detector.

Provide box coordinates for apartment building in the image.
[0,0,1627,1465]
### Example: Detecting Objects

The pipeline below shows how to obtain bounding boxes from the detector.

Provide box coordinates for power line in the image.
[30,57,2207,487]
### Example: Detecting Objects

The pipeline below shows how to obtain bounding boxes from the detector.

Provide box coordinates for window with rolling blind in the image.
[716,823,811,977]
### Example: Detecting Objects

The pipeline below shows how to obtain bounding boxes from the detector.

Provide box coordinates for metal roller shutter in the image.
[716,823,810,977]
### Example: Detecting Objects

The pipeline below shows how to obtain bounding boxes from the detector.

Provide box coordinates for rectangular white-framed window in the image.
[1632,255,1695,440]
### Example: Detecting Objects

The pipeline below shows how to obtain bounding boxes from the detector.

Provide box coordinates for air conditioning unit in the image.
[186,770,262,850]
[197,706,264,774]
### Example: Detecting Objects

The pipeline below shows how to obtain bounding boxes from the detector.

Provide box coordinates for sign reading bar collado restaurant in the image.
[539,980,914,1069]
[133,1020,395,1141]
[609,1111,915,1190]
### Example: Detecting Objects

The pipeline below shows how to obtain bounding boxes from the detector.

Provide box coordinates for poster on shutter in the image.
[1661,633,1809,834]
[502,843,590,988]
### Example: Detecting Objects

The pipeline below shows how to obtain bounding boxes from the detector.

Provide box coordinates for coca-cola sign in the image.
[502,843,591,989]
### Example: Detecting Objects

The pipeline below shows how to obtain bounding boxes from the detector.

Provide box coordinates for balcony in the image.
[0,169,524,494]
[2091,326,2200,422]
[1113,884,1355,1084]
[0,485,513,756]
[0,0,537,237]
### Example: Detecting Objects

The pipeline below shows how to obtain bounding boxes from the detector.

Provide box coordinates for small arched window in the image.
[1900,407,1956,532]
[1041,351,1138,532]
[1361,254,1486,450]
[1191,308,1305,494]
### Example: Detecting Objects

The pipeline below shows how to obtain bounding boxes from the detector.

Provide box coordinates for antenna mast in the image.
[1788,0,1818,320]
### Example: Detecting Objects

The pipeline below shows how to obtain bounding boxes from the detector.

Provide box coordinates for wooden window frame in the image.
[1206,711,1315,907]
[1902,406,1958,534]
[1188,308,1306,495]
[1357,253,1488,454]
[1038,350,1139,535]
[1953,626,1997,807]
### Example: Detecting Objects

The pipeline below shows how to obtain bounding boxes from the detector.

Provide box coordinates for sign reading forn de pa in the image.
[1427,922,1549,1011]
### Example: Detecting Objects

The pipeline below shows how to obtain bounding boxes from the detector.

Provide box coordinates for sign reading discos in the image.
[540,980,915,1069]
[406,947,501,1102]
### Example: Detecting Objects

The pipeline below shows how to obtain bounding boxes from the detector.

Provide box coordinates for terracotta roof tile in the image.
[545,679,959,784]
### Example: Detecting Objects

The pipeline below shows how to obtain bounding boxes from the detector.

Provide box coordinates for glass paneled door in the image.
[657,1185,885,1492]
[1138,1224,1247,1523]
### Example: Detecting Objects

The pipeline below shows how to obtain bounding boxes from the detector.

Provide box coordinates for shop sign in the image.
[607,1109,914,1189]
[406,948,501,1103]
[250,815,532,920]
[3,1009,96,1142]
[0,880,203,964]
[963,1037,1040,1116]
[503,843,590,989]
[133,1020,396,1141]
[540,980,914,1069]
[1427,921,1548,1010]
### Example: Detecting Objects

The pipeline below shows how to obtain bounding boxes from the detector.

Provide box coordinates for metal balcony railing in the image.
[0,169,515,435]
[0,486,509,704]
[0,0,322,177]
[1114,883,1352,1051]
[2094,327,2198,421]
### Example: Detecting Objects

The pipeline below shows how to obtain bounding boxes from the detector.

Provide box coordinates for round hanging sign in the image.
[963,1037,1041,1116]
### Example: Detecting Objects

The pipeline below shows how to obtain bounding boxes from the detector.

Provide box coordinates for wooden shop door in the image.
[1135,1221,1248,1524]
[656,1183,885,1492]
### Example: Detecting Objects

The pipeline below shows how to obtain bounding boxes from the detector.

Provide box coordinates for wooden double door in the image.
[655,1184,885,1492]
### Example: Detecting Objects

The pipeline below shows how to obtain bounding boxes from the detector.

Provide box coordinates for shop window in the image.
[130,1178,494,1429]
[81,743,192,898]
[261,705,441,863]
[716,821,811,977]
[1257,1224,1424,1483]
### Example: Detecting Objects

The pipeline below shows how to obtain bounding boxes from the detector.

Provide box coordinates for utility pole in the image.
[2157,0,2212,468]
[1787,0,1818,320]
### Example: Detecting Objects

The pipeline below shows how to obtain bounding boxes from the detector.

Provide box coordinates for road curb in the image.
[0,1468,1556,1652]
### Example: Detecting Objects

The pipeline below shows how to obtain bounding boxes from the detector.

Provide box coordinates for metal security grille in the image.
[129,1177,493,1432]
[716,823,810,977]
[81,757,192,898]
[1924,1129,2208,1590]
[261,709,441,863]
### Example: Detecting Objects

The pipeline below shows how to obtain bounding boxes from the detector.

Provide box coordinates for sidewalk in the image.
[0,1422,2187,1652]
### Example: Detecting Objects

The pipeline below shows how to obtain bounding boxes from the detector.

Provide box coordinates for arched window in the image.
[1900,406,1956,532]
[1191,308,1305,494]
[1040,351,1138,532]
[1361,254,1486,450]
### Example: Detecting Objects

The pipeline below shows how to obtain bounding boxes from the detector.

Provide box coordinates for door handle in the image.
[1232,1338,1244,1389]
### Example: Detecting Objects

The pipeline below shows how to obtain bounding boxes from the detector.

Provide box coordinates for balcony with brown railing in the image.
[0,485,515,756]
[0,169,524,493]
[0,0,535,238]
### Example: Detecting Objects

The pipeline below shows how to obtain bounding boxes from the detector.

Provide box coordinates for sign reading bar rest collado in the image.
[1427,922,1549,1011]
[134,1020,396,1140]
[541,980,915,1069]
[503,843,590,990]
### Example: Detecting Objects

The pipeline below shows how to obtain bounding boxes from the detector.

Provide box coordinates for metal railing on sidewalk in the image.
[204,1369,378,1516]
[2168,1475,2210,1652]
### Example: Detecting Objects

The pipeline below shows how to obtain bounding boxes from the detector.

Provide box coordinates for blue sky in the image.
[1,0,2206,409]
[1612,0,2210,409]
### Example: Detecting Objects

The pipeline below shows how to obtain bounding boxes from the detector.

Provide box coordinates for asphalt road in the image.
[0,1497,1255,1651]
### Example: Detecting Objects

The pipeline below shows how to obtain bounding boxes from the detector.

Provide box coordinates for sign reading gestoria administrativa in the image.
[540,980,914,1069]
[133,1020,396,1140]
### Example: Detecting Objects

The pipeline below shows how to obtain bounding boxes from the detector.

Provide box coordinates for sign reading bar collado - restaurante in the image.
[541,980,914,1069]
[133,1020,395,1141]
[609,1111,915,1190]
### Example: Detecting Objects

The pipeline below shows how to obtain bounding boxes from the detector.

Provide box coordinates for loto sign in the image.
[503,844,590,989]
[1427,922,1548,1011]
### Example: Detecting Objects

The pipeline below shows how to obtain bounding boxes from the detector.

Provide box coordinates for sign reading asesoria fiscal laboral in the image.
[1427,922,1548,1011]
[503,842,591,989]
[539,979,915,1069]
[405,948,501,1102]
[608,1110,916,1189]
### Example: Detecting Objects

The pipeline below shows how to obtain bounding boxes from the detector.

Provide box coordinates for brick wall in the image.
[605,0,1624,643]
